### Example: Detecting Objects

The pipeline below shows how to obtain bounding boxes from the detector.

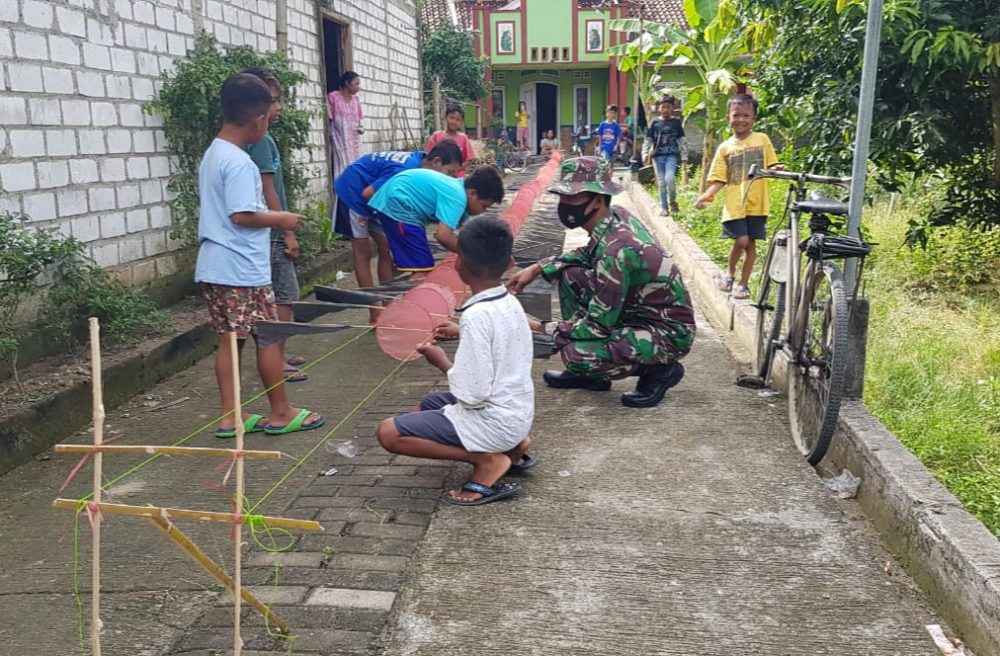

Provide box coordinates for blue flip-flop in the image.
[508,454,540,474]
[445,481,521,506]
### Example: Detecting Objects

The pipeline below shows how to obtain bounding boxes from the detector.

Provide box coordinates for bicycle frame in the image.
[744,166,851,357]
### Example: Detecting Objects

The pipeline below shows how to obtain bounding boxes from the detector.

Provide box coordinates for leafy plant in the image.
[735,0,1000,232]
[609,0,750,189]
[0,212,170,386]
[144,33,312,250]
[421,23,488,133]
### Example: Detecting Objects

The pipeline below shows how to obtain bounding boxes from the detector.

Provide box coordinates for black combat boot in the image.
[620,363,685,407]
[543,370,612,391]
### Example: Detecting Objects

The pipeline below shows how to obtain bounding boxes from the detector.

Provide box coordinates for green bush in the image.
[144,33,312,250]
[0,213,171,381]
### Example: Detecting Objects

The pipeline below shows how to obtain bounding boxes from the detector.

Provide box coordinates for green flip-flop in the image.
[215,413,268,439]
[264,408,326,436]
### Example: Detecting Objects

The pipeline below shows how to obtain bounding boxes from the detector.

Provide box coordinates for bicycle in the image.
[737,165,873,464]
[505,146,530,173]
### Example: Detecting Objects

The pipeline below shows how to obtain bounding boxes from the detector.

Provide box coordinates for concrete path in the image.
[0,174,949,656]
[376,190,944,655]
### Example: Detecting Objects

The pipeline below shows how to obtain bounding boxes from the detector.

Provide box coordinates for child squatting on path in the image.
[195,73,325,438]
[695,93,783,300]
[376,216,538,506]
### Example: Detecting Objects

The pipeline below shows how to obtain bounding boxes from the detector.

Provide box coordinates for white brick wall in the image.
[0,0,423,283]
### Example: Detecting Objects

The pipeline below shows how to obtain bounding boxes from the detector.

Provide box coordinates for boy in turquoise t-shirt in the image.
[368,166,505,273]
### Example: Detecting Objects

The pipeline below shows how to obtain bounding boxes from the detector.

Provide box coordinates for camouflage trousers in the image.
[555,266,692,380]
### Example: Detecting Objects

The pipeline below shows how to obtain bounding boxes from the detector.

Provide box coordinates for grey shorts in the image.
[350,209,384,240]
[392,392,462,447]
[270,241,300,306]
[722,215,767,241]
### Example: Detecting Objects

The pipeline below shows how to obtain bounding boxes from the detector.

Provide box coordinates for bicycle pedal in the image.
[735,374,768,389]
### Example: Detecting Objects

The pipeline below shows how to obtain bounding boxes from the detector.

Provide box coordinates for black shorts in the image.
[722,215,767,241]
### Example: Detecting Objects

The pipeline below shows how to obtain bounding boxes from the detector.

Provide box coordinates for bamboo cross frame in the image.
[53,322,323,652]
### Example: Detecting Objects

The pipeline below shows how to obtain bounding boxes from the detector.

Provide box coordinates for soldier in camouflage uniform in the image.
[508,156,696,407]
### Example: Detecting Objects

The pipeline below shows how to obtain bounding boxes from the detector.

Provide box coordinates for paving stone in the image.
[337,484,409,498]
[318,507,397,523]
[246,551,323,568]
[291,496,355,508]
[305,587,397,611]
[297,535,418,557]
[392,455,452,467]
[350,465,419,476]
[195,604,387,632]
[248,628,374,654]
[331,455,394,465]
[363,497,437,514]
[274,568,404,592]
[408,487,446,499]
[378,475,448,488]
[392,512,433,527]
[307,474,381,487]
[211,585,308,606]
[348,522,427,540]
[327,553,410,572]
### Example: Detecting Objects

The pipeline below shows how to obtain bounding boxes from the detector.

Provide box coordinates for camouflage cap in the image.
[548,156,623,196]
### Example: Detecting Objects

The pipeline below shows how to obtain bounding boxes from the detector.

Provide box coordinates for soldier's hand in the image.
[507,263,541,294]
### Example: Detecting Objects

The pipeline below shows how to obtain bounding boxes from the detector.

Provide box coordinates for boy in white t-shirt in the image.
[375,216,537,506]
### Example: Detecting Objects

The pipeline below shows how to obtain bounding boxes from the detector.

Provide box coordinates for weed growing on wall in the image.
[145,34,312,250]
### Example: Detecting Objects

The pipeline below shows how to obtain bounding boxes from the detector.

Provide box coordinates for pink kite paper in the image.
[375,299,436,362]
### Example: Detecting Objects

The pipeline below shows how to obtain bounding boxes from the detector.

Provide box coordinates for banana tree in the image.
[610,0,749,189]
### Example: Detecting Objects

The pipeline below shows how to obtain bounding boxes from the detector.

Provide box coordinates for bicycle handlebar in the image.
[747,164,851,186]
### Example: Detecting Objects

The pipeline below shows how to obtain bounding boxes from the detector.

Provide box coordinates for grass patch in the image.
[643,173,1000,535]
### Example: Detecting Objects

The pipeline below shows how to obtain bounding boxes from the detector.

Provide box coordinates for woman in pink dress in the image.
[328,71,364,236]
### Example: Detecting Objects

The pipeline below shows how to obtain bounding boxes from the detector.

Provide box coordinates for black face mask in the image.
[557,195,599,229]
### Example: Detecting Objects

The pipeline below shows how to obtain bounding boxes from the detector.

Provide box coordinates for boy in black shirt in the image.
[644,95,687,216]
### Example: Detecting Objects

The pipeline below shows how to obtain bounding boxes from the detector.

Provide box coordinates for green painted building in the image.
[420,0,695,153]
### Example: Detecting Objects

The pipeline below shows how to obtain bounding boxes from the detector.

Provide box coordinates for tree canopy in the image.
[738,0,1000,235]
[421,23,489,102]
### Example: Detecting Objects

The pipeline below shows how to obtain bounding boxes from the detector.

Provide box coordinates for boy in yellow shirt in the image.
[695,94,783,299]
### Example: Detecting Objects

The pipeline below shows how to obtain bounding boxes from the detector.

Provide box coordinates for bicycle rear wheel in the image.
[787,261,848,465]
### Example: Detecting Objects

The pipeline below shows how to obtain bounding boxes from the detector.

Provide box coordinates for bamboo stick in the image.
[52,499,323,532]
[88,318,103,656]
[145,514,291,635]
[54,444,283,459]
[229,331,245,656]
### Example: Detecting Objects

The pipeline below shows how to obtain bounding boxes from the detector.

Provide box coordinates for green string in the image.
[247,354,410,514]
[72,507,87,655]
[80,330,372,502]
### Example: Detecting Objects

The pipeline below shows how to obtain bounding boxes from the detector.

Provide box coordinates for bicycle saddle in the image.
[793,191,849,216]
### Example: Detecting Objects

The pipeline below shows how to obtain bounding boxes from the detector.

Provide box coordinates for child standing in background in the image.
[425,103,476,178]
[595,105,621,161]
[515,100,530,149]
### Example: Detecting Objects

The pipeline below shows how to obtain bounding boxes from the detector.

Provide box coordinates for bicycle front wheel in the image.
[787,261,848,465]
[752,244,786,381]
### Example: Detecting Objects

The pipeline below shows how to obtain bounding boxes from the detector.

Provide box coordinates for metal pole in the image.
[845,0,884,292]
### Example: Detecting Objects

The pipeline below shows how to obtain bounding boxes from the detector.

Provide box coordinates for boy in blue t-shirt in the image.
[335,140,463,289]
[195,73,324,438]
[368,165,505,274]
[595,105,622,160]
